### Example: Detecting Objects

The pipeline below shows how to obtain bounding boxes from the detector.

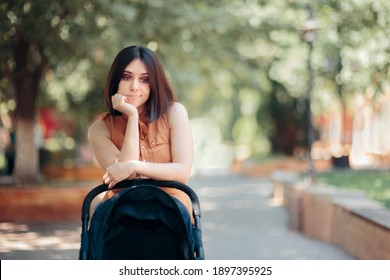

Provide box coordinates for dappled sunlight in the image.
[0,222,80,253]
[0,222,29,231]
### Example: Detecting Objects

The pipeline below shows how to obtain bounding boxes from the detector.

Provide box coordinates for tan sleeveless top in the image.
[100,112,193,219]
[100,112,171,164]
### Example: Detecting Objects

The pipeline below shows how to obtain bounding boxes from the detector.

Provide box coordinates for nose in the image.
[130,79,139,92]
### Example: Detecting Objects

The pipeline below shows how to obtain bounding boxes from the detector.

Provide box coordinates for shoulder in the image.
[167,102,190,128]
[167,102,189,117]
[88,117,109,139]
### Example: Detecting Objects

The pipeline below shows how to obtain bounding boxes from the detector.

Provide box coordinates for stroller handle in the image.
[81,179,202,223]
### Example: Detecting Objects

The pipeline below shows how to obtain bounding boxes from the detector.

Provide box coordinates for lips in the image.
[126,95,141,100]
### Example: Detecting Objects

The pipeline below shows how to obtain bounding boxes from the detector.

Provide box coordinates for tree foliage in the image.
[0,0,110,182]
[1,0,390,182]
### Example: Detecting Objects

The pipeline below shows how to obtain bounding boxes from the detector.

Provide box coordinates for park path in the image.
[0,174,353,260]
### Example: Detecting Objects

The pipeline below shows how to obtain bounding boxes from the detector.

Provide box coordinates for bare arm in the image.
[88,119,119,171]
[113,94,140,163]
[88,94,140,185]
[88,116,139,166]
[131,102,193,183]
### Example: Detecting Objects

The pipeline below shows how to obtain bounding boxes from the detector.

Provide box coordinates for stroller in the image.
[79,179,204,260]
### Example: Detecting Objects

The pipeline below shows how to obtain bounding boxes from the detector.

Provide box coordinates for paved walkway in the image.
[0,174,354,260]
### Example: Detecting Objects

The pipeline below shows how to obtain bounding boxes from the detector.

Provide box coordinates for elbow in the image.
[175,165,192,185]
[176,175,190,185]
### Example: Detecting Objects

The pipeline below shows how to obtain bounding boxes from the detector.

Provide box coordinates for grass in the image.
[313,169,390,209]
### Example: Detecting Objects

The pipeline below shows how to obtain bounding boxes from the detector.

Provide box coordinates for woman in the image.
[88,45,193,218]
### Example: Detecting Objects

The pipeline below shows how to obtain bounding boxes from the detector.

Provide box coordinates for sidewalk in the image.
[0,174,354,260]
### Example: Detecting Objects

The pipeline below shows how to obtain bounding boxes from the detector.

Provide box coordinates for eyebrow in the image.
[123,70,149,75]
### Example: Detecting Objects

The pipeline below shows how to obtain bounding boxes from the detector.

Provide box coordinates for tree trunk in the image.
[14,117,39,184]
[12,70,41,184]
[10,35,43,184]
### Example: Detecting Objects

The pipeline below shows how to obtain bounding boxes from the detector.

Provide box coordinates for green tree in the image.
[1,0,261,182]
[313,0,390,155]
[0,0,109,183]
[3,0,390,184]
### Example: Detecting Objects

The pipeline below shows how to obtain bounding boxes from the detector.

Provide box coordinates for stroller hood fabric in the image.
[87,185,195,259]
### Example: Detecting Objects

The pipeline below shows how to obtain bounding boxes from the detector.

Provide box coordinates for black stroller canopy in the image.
[79,179,204,260]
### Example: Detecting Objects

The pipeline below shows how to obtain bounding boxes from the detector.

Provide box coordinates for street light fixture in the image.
[300,6,320,185]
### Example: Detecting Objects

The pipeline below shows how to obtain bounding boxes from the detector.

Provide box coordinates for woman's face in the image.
[117,59,151,113]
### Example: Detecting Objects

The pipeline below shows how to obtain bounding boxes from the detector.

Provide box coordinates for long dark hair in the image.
[104,46,176,122]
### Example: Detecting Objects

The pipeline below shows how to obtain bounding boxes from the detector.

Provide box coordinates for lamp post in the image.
[300,6,319,185]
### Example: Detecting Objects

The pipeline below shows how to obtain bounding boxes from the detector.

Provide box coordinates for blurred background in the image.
[1,0,390,183]
[2,0,390,261]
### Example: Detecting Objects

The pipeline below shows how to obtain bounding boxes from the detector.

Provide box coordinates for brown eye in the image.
[140,76,149,83]
[121,73,132,81]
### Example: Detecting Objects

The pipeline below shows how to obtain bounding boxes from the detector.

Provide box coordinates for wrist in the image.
[126,112,139,120]
[128,160,138,173]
